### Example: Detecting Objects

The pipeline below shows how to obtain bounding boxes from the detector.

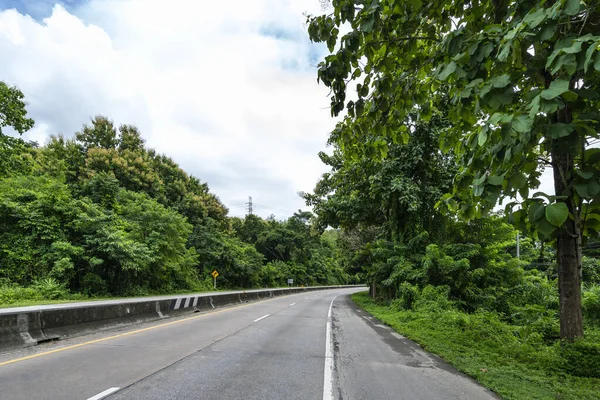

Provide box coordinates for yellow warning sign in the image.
[212,270,219,278]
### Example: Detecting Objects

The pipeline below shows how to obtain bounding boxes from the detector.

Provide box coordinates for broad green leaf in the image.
[529,95,541,118]
[528,202,545,221]
[575,180,600,198]
[584,43,597,73]
[562,41,582,54]
[361,14,375,33]
[510,172,527,189]
[438,61,457,80]
[536,217,558,236]
[595,52,600,72]
[523,8,546,28]
[575,169,594,180]
[545,202,569,226]
[490,74,511,88]
[478,129,488,146]
[487,175,503,185]
[548,123,574,138]
[511,115,532,133]
[473,174,486,185]
[473,184,484,197]
[564,0,581,16]
[540,79,570,100]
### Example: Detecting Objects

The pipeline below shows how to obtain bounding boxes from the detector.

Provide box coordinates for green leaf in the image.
[528,202,545,221]
[548,123,574,138]
[564,0,581,16]
[575,180,600,198]
[523,8,546,28]
[529,95,541,118]
[575,169,594,180]
[487,175,504,185]
[490,74,511,88]
[473,174,486,185]
[473,184,484,197]
[584,43,597,73]
[562,40,582,54]
[438,61,457,81]
[511,115,532,133]
[595,52,600,72]
[536,217,558,236]
[361,14,375,33]
[540,79,570,100]
[478,129,488,146]
[510,172,527,189]
[545,202,569,226]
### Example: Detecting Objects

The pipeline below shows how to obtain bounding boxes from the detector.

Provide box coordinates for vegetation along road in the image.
[1,0,600,399]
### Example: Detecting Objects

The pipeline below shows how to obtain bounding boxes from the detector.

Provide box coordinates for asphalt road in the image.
[0,288,499,400]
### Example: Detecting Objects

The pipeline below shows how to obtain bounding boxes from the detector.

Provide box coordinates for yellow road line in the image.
[0,298,275,367]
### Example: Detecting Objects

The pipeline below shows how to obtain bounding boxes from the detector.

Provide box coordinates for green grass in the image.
[352,292,600,400]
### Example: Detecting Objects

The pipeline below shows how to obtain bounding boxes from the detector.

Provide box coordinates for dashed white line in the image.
[323,294,340,400]
[87,387,120,400]
[290,302,296,306]
[253,314,270,322]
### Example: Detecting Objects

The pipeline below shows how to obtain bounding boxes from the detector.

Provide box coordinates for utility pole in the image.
[246,196,253,216]
[516,232,520,259]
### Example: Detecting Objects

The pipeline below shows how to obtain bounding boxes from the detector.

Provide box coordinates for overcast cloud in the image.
[0,0,338,218]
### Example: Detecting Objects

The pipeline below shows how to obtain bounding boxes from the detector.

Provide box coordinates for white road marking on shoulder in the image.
[391,332,406,340]
[323,294,340,400]
[253,314,270,322]
[87,387,120,400]
[290,302,296,306]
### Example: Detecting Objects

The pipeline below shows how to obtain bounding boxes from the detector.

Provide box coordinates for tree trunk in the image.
[552,147,584,340]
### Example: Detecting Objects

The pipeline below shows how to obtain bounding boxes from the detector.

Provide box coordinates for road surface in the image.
[0,288,498,400]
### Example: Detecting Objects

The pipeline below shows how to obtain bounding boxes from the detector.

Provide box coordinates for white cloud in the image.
[0,0,336,218]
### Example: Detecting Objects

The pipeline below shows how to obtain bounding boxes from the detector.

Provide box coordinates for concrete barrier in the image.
[0,285,365,352]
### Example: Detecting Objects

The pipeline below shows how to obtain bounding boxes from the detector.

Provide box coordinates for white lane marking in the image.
[87,387,120,400]
[253,314,270,322]
[290,302,296,306]
[323,294,340,400]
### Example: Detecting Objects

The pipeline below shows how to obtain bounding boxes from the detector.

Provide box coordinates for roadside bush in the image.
[560,339,600,378]
[392,282,419,310]
[582,285,600,326]
[511,304,560,343]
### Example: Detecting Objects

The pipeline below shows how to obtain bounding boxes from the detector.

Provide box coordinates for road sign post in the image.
[212,269,219,290]
[287,278,293,287]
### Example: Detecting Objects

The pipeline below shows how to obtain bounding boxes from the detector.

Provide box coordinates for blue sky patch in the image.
[0,0,84,20]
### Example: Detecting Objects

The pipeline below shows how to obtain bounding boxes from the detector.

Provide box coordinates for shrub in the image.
[560,339,600,378]
[582,285,600,326]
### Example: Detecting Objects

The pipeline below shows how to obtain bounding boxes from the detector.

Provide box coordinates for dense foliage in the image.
[0,85,349,303]
[302,0,600,391]
[307,0,600,340]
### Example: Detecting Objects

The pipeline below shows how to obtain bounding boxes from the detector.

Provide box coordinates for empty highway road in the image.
[0,288,498,399]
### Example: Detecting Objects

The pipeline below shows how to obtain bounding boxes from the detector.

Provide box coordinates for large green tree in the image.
[0,81,34,136]
[308,0,600,339]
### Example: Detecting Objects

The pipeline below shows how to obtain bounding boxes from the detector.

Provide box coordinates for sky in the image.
[0,0,337,218]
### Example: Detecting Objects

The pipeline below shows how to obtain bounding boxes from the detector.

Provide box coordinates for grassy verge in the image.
[352,292,600,400]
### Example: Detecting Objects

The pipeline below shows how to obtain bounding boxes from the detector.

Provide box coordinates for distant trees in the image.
[0,84,349,299]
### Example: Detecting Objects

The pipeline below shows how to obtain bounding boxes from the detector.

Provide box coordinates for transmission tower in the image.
[246,196,253,216]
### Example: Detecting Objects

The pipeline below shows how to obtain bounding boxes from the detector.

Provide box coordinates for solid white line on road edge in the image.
[323,294,340,400]
[87,387,120,400]
[290,302,296,306]
[253,314,270,322]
